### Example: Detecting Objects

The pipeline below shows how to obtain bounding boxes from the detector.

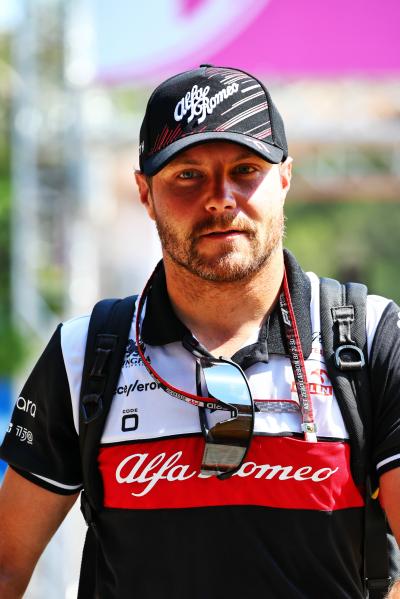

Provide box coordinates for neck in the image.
[163,249,284,356]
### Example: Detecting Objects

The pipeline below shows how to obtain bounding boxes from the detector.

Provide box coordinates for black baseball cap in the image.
[139,64,288,175]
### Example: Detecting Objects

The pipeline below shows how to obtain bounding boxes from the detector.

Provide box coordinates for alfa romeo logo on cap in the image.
[174,82,240,126]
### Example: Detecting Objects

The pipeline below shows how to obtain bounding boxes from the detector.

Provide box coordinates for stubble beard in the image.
[153,210,285,283]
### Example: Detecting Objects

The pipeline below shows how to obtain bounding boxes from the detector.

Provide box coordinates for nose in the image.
[204,174,237,214]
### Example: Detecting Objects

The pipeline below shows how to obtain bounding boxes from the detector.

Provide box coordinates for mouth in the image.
[200,229,247,240]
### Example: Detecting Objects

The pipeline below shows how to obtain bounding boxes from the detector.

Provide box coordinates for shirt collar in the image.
[140,249,312,367]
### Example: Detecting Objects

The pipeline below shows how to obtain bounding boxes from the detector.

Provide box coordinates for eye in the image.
[178,169,202,180]
[233,164,257,175]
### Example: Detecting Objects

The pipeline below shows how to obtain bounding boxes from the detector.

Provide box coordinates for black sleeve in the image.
[0,325,82,494]
[369,301,400,477]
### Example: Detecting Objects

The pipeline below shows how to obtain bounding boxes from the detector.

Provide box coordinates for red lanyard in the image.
[135,271,228,411]
[280,269,317,442]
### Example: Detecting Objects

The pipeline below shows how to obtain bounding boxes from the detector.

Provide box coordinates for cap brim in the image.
[142,131,284,175]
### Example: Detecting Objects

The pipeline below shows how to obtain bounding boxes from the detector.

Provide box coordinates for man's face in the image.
[136,141,292,282]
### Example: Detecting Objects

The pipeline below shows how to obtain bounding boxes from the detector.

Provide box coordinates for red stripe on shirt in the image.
[98,435,364,511]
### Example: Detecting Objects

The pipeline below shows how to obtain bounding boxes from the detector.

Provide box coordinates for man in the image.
[1,65,400,598]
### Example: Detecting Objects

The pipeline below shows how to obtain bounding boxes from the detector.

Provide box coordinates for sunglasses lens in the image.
[202,443,247,477]
[200,360,254,478]
[202,361,252,406]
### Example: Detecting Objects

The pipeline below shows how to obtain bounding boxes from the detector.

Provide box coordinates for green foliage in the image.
[0,32,27,376]
[285,201,400,303]
[0,176,27,376]
[0,177,10,292]
[38,264,65,315]
[112,86,151,114]
[0,320,26,377]
[0,175,25,376]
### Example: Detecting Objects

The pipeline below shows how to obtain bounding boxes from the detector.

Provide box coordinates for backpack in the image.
[77,280,400,599]
[319,279,400,597]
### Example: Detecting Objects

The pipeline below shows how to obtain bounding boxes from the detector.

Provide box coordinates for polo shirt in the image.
[2,250,400,598]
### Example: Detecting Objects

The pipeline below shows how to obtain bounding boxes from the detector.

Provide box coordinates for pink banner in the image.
[211,0,400,76]
[92,0,400,85]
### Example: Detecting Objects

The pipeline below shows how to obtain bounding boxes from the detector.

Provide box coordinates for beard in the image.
[153,209,285,283]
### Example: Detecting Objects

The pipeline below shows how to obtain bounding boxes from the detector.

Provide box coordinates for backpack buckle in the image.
[90,338,117,378]
[81,393,103,423]
[334,344,365,371]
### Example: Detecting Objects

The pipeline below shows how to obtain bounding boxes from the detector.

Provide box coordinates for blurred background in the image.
[0,0,399,596]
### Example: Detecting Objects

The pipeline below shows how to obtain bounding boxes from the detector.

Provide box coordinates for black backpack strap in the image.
[77,521,98,599]
[77,295,137,599]
[319,277,391,598]
[364,482,394,599]
[320,277,370,485]
[79,295,137,513]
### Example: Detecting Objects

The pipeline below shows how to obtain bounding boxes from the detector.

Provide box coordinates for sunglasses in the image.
[135,276,255,479]
[196,356,254,479]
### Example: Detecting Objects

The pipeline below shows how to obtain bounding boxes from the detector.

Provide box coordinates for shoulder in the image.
[366,295,394,355]
[60,314,90,362]
[366,296,400,359]
[366,294,393,333]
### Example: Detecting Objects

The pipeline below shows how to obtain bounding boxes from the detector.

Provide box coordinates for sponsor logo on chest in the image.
[115,380,162,397]
[116,449,339,497]
[291,368,333,398]
[98,437,364,511]
[123,339,150,368]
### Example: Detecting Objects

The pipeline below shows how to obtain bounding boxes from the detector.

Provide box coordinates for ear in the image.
[135,171,155,220]
[279,157,293,203]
